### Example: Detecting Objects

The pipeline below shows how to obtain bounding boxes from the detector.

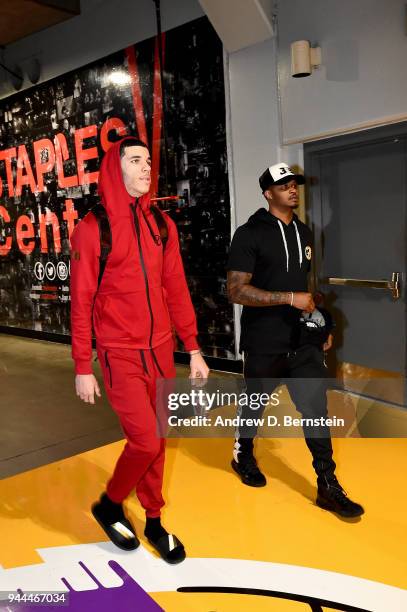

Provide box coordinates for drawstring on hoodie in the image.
[277,220,289,272]
[277,219,303,272]
[293,220,303,268]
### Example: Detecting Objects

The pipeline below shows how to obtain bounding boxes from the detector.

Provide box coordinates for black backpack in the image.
[90,203,169,288]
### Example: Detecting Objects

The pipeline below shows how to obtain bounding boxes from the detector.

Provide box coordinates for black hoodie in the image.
[227,208,313,354]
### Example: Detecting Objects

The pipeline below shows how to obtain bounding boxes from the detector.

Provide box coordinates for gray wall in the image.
[278,0,407,143]
[226,37,280,229]
[228,0,407,222]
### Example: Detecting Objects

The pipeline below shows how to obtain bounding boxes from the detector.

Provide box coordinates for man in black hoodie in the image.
[227,163,364,518]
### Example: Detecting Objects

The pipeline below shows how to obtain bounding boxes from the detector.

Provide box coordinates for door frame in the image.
[304,121,407,401]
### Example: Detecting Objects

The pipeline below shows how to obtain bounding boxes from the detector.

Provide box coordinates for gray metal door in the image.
[306,128,406,405]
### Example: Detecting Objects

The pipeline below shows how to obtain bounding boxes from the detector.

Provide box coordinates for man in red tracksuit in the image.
[70,136,209,563]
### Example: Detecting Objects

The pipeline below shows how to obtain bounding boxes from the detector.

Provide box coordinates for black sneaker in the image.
[231,456,266,487]
[316,477,364,518]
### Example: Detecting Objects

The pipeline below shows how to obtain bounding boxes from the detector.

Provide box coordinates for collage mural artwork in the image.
[0,17,235,359]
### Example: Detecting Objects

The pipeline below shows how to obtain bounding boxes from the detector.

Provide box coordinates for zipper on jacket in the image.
[131,200,165,377]
[131,201,154,347]
[105,350,112,387]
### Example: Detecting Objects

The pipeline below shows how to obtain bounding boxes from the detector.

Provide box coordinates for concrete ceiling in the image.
[0,0,80,46]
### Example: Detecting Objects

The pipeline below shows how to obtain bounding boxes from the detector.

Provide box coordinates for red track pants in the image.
[97,338,175,518]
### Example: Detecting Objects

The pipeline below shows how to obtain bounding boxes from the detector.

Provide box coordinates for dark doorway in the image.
[305,123,406,406]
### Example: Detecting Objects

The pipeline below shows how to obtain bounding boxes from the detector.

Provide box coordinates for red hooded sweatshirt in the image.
[70,138,199,375]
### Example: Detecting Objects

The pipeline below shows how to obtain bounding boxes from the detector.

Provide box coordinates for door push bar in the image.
[323,272,401,300]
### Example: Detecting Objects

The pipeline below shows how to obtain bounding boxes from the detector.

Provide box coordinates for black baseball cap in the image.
[259,163,305,192]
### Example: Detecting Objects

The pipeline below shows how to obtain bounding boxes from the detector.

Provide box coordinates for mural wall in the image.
[0,17,235,358]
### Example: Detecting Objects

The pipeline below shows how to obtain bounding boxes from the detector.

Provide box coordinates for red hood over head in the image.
[98,137,150,217]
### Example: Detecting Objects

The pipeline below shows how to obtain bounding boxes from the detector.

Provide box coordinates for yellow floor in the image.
[0,437,406,611]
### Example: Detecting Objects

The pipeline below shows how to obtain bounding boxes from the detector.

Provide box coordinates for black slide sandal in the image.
[147,533,186,564]
[91,503,140,551]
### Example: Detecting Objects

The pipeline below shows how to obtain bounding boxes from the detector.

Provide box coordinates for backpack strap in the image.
[150,205,169,248]
[89,203,167,289]
[90,203,112,289]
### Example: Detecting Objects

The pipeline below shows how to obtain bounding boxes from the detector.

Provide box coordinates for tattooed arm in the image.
[227,271,315,311]
[227,271,290,307]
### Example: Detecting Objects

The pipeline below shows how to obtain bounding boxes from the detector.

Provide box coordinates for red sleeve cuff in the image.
[183,336,199,352]
[74,360,93,375]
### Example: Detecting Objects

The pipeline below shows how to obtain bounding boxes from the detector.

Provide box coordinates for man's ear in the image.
[264,189,272,201]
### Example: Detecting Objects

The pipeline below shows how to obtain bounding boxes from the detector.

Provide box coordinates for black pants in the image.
[236,345,336,481]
